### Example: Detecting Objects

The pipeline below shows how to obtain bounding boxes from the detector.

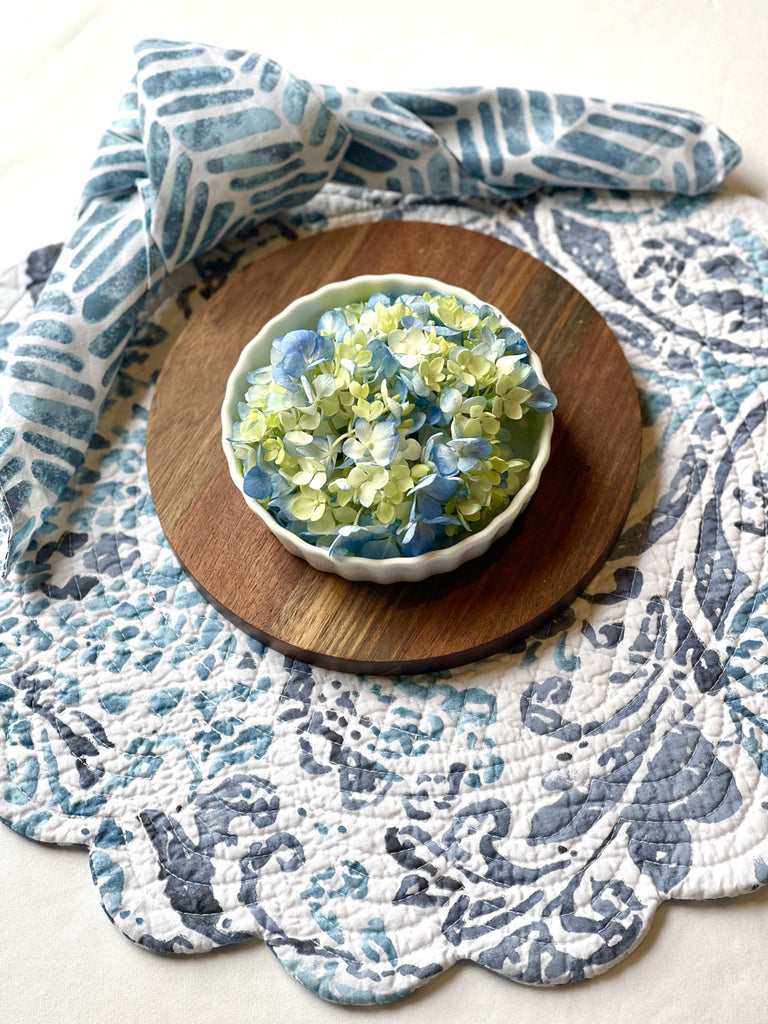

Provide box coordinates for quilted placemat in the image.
[2,39,768,1005]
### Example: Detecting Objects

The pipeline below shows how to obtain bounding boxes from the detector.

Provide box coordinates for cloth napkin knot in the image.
[0,38,740,575]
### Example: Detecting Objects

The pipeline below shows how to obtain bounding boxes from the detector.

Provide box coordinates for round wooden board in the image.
[147,221,641,676]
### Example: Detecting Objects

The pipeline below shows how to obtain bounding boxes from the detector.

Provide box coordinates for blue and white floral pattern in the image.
[1,39,768,1008]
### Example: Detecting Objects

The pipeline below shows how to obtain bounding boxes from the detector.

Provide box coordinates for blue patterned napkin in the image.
[5,38,768,1006]
[0,38,740,574]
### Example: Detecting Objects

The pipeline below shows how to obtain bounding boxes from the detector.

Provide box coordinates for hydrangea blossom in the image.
[229,292,557,558]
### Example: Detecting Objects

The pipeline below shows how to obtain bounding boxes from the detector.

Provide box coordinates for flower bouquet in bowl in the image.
[222,275,556,583]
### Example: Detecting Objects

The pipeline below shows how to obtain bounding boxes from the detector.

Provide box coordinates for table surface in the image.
[1,2,767,1022]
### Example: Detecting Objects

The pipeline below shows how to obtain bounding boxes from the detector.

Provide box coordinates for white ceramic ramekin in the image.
[222,274,553,583]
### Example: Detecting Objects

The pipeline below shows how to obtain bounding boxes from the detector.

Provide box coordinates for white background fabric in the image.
[0,1,767,1022]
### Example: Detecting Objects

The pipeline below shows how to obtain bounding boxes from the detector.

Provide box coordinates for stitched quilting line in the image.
[120,824,698,984]
[0,211,757,765]
[109,698,740,879]
[97,741,765,966]
[541,205,767,666]
[0,503,745,782]
[3,191,768,993]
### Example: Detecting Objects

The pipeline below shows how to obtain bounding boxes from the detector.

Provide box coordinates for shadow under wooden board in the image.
[147,220,641,676]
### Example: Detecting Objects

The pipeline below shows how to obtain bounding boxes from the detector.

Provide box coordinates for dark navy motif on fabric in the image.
[1,36,767,1009]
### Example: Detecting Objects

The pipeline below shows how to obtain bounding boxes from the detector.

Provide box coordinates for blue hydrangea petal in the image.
[433,443,459,476]
[317,308,349,337]
[330,523,391,557]
[400,295,430,319]
[359,535,401,559]
[268,493,298,520]
[400,517,435,557]
[452,437,493,460]
[242,464,272,500]
[526,384,558,412]
[433,325,463,342]
[500,327,528,355]
[410,473,459,502]
[439,386,462,416]
[400,315,425,330]
[272,329,334,380]
[364,338,400,382]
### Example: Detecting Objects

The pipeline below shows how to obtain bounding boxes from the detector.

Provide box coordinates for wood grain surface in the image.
[146,221,641,675]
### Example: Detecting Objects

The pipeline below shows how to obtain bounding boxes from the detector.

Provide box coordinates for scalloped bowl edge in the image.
[221,274,554,583]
